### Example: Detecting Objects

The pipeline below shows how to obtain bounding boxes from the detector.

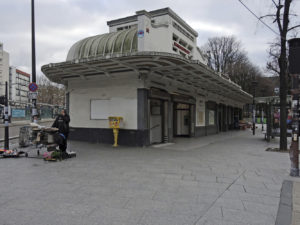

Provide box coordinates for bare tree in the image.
[202,36,244,73]
[37,75,65,106]
[266,40,281,76]
[228,58,262,93]
[262,0,300,150]
[256,76,279,97]
[202,36,264,94]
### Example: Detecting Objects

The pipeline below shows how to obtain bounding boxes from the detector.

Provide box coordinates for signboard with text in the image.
[28,92,38,100]
[12,109,25,118]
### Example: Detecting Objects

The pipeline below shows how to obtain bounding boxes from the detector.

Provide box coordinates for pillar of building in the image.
[190,104,196,137]
[163,100,169,143]
[217,104,220,133]
[225,105,229,131]
[137,88,150,146]
[168,100,173,142]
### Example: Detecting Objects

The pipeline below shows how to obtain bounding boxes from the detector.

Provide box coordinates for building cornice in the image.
[107,7,198,37]
[149,8,198,37]
[107,15,138,27]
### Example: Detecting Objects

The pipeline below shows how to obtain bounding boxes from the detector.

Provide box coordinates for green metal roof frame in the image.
[66,28,137,61]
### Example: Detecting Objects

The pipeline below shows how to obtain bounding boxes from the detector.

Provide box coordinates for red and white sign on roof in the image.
[173,42,190,54]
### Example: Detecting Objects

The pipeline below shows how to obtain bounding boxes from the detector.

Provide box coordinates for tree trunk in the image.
[278,0,292,150]
[279,54,287,150]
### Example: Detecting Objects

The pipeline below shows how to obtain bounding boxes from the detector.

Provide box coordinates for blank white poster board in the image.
[90,99,111,119]
[90,98,136,120]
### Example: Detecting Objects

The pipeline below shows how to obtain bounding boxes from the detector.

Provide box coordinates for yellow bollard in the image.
[113,128,119,147]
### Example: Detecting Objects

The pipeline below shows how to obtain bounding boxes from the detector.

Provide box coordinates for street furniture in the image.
[108,116,123,147]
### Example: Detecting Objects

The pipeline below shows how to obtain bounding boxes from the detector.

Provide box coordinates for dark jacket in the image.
[52,114,70,136]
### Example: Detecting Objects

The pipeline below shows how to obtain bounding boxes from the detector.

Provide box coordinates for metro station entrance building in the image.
[42,8,252,146]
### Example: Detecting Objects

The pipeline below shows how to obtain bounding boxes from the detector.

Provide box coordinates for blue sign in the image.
[12,109,25,118]
[29,82,38,92]
[138,30,144,38]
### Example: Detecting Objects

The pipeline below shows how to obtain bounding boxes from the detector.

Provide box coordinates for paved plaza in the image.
[0,128,295,225]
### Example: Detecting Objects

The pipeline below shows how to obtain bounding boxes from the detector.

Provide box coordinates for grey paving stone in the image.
[182,174,196,181]
[222,208,276,225]
[195,175,217,183]
[263,182,282,192]
[244,185,281,198]
[0,208,82,225]
[214,198,245,211]
[261,195,280,206]
[138,210,198,225]
[197,206,223,222]
[227,184,246,193]
[0,130,290,225]
[243,201,277,217]
[169,202,209,217]
[86,206,144,225]
[221,190,262,203]
[114,188,156,199]
[78,195,129,210]
[153,190,199,204]
[124,198,171,212]
[216,177,234,184]
[196,218,250,225]
[235,179,269,189]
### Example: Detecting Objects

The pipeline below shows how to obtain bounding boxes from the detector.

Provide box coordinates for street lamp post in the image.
[4,82,9,149]
[31,0,38,123]
[1,81,22,149]
[261,90,266,132]
[252,80,258,135]
[261,108,264,131]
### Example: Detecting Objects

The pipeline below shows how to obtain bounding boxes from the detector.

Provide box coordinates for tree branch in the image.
[276,2,284,35]
[267,62,280,75]
[272,0,278,7]
[288,24,300,32]
[259,14,276,20]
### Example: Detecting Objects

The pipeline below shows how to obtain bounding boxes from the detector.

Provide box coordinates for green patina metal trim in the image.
[66,27,138,61]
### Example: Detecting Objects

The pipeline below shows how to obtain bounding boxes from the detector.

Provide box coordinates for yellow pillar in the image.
[113,128,119,147]
[109,116,123,147]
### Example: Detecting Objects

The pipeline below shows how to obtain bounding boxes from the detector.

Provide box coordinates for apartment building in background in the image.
[9,66,30,104]
[0,43,9,96]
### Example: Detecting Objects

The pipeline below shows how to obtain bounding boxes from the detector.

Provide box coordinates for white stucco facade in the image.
[0,43,9,96]
[107,8,206,64]
[68,75,142,129]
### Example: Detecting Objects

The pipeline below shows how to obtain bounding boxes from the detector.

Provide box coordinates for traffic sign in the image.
[29,82,38,92]
[28,92,38,100]
[138,30,144,38]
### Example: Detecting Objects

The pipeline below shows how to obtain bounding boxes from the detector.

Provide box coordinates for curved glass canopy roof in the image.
[66,27,137,61]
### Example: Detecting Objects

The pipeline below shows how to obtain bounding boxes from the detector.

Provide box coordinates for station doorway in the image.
[174,103,190,136]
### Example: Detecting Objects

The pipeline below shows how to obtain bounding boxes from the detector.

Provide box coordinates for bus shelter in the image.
[255,96,292,142]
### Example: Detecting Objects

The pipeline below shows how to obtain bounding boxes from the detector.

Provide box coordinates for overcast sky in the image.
[1,0,300,77]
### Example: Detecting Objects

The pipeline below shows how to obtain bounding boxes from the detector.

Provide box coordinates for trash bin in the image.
[19,126,32,147]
